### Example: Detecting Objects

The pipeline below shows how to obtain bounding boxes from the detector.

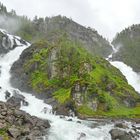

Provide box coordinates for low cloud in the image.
[0,15,21,33]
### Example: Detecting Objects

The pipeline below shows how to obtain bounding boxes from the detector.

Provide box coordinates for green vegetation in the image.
[53,88,71,104]
[78,105,96,116]
[0,129,9,140]
[112,24,140,72]
[19,35,140,118]
[78,106,140,118]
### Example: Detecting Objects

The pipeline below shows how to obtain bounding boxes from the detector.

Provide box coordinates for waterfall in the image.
[0,29,113,140]
[0,29,140,140]
[108,44,140,93]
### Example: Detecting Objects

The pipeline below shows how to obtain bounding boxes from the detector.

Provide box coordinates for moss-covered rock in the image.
[10,36,140,118]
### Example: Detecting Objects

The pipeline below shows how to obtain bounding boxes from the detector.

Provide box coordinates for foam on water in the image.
[110,61,140,93]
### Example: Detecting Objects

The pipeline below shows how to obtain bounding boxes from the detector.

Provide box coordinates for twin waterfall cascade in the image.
[0,29,140,140]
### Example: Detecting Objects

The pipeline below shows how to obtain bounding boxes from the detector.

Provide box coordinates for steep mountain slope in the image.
[0,3,112,58]
[112,24,140,72]
[43,16,112,57]
[10,36,140,118]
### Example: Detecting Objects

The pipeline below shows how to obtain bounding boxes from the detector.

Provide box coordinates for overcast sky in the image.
[1,0,140,40]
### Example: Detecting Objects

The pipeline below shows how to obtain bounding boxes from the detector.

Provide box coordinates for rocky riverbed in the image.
[0,101,50,140]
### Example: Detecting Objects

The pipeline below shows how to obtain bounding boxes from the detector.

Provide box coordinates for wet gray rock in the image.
[115,123,129,129]
[13,90,25,101]
[5,90,11,99]
[0,101,50,139]
[7,96,21,108]
[7,90,29,108]
[77,132,86,140]
[67,119,73,121]
[0,31,18,54]
[109,129,132,140]
[8,126,21,138]
[0,29,28,55]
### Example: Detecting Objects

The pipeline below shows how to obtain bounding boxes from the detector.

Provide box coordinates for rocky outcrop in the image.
[0,30,27,54]
[10,38,140,118]
[0,101,50,140]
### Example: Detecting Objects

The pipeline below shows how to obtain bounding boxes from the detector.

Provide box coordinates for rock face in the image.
[0,101,50,140]
[112,24,140,72]
[10,38,140,118]
[0,30,27,54]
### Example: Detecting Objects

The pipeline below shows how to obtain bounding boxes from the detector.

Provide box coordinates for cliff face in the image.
[10,37,140,118]
[112,24,140,72]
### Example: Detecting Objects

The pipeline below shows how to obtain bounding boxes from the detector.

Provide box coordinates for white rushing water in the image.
[110,61,140,93]
[0,30,113,140]
[109,44,140,93]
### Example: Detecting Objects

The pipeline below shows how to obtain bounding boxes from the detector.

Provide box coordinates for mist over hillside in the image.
[0,3,112,58]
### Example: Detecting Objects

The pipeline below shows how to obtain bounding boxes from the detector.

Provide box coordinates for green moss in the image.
[103,106,140,118]
[0,129,9,140]
[53,88,71,104]
[21,36,140,118]
[0,129,6,135]
[31,70,48,92]
[78,105,96,116]
[77,105,140,118]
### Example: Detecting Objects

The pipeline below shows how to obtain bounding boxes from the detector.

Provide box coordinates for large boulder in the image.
[8,126,21,138]
[7,90,29,108]
[7,96,21,108]
[109,129,132,140]
[13,90,25,101]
